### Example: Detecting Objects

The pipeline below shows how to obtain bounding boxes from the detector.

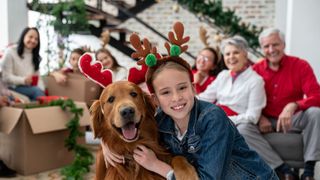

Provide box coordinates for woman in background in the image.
[1,27,45,101]
[198,36,266,128]
[192,47,225,94]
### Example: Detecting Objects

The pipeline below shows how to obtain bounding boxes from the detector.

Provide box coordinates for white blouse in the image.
[198,67,266,125]
[113,66,127,82]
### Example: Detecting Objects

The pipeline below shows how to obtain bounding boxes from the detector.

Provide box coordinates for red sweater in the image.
[253,55,320,118]
[192,70,216,94]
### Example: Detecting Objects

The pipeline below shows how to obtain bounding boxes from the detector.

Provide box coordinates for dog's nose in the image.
[120,107,135,119]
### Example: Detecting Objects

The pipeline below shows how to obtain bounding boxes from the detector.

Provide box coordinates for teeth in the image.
[172,105,184,110]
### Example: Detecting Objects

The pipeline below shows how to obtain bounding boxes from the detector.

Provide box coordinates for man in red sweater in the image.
[248,28,320,180]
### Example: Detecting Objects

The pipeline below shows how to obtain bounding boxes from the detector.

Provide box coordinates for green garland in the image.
[177,0,263,56]
[29,0,89,37]
[26,99,94,180]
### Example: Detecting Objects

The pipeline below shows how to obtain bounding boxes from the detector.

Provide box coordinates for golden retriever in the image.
[90,81,198,180]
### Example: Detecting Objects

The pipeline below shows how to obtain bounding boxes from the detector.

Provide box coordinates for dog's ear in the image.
[143,92,156,116]
[90,100,104,138]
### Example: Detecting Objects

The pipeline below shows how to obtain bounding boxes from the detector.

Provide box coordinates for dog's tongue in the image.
[121,123,137,140]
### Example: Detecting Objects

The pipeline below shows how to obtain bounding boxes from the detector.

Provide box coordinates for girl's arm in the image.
[196,107,235,179]
[133,145,173,178]
[100,141,124,167]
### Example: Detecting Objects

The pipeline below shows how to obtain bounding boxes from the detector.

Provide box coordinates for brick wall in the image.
[111,0,275,67]
[223,0,275,29]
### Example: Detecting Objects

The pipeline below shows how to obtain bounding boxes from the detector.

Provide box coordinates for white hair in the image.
[259,28,285,45]
[220,35,249,54]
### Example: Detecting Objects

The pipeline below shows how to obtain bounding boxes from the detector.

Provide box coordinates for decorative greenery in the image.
[29,0,89,71]
[177,0,263,56]
[26,99,94,180]
[30,0,89,37]
[50,0,89,37]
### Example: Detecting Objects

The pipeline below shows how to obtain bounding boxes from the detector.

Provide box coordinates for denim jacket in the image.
[156,98,278,180]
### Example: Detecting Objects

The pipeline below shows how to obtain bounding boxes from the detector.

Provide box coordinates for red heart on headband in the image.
[78,53,113,88]
[128,64,148,84]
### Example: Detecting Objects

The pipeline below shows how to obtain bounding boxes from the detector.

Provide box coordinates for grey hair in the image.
[220,35,249,54]
[259,28,285,45]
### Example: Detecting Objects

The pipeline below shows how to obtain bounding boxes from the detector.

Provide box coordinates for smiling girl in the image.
[102,23,277,179]
[95,48,127,81]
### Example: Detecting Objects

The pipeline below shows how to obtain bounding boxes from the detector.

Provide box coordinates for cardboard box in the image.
[0,102,90,175]
[46,73,102,106]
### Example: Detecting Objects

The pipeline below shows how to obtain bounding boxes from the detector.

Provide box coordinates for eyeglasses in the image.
[197,55,211,62]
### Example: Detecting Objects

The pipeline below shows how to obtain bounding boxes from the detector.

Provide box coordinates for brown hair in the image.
[95,48,121,71]
[192,47,226,76]
[146,56,193,93]
[71,48,85,56]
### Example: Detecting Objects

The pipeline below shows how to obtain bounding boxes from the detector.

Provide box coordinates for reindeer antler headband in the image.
[77,21,192,92]
[199,26,226,63]
[130,21,193,93]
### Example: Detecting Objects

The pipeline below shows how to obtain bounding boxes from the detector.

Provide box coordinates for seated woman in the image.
[1,27,45,101]
[198,36,266,126]
[192,47,225,94]
[50,48,85,84]
[95,48,127,81]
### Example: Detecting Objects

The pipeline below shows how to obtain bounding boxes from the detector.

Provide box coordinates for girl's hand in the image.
[133,145,173,178]
[133,145,158,171]
[101,141,125,167]
[51,71,67,84]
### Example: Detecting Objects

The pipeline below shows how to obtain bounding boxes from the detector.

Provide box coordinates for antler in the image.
[78,53,113,88]
[130,33,160,65]
[165,21,190,55]
[199,26,210,47]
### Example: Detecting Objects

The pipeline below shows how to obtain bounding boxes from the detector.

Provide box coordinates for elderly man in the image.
[244,28,320,180]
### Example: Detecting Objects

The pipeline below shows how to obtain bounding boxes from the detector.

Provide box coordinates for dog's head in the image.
[90,81,155,143]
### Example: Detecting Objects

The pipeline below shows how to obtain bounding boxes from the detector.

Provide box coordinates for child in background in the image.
[50,48,85,84]
[95,48,127,81]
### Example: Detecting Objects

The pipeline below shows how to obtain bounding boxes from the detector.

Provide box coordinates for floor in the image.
[0,144,98,180]
[0,145,319,180]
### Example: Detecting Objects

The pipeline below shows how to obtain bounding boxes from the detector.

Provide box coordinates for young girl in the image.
[1,27,45,101]
[95,48,127,81]
[192,47,225,94]
[102,22,278,179]
[50,48,85,84]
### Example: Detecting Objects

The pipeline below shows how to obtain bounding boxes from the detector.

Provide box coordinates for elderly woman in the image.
[198,36,266,127]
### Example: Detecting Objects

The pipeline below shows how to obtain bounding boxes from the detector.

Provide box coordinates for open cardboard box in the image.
[46,73,102,106]
[0,101,90,175]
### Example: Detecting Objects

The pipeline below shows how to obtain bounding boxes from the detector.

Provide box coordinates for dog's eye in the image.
[107,96,115,103]
[130,92,137,97]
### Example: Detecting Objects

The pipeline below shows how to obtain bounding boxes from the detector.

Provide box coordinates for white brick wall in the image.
[223,0,275,29]
[111,0,275,67]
